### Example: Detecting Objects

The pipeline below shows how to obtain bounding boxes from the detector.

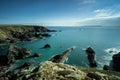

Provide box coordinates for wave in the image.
[104,46,120,55]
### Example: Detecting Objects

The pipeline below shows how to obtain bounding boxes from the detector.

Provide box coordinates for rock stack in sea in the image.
[112,52,120,72]
[85,46,97,67]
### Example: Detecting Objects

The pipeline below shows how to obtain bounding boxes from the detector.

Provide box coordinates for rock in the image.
[103,65,109,70]
[0,39,7,43]
[9,39,16,43]
[41,33,51,37]
[85,46,97,67]
[33,61,86,80]
[33,53,40,57]
[87,72,102,80]
[49,46,76,63]
[0,55,8,66]
[43,44,51,48]
[112,52,120,72]
[28,53,40,58]
[0,25,54,44]
[7,44,31,63]
[0,61,120,80]
[16,62,33,70]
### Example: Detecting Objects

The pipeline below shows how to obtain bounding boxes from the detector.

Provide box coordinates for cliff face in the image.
[0,25,49,40]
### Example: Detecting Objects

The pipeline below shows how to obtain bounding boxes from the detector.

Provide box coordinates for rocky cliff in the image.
[0,61,120,80]
[0,25,54,43]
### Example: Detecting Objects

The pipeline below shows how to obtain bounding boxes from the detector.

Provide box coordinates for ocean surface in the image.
[1,26,120,70]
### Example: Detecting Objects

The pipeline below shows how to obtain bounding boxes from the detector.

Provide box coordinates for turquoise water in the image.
[1,26,120,69]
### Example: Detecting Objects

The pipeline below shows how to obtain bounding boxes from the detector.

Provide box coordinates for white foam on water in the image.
[104,46,120,55]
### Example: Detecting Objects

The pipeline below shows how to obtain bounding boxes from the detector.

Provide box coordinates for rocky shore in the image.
[0,25,120,80]
[0,25,56,44]
[0,45,120,80]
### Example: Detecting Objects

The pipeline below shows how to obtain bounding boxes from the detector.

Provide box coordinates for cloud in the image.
[93,9,111,17]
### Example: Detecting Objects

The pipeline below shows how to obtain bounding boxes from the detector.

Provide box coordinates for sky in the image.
[0,0,120,26]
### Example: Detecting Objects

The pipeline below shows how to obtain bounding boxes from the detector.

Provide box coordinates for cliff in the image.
[0,25,49,40]
[0,61,120,80]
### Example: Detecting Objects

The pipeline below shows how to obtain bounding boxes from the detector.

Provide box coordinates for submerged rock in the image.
[49,46,76,63]
[43,44,51,48]
[85,46,97,67]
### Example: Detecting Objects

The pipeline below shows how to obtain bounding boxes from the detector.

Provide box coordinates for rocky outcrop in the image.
[43,44,51,48]
[112,52,120,72]
[0,45,40,66]
[49,46,76,63]
[85,46,97,67]
[103,65,109,71]
[0,61,120,80]
[0,55,8,66]
[7,44,31,64]
[0,25,56,44]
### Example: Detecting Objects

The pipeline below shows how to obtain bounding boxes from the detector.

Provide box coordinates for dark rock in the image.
[28,53,40,58]
[16,62,33,70]
[49,54,62,63]
[0,39,7,43]
[33,53,40,57]
[103,65,109,70]
[87,72,102,80]
[41,33,51,37]
[43,44,51,48]
[85,46,97,67]
[9,39,16,43]
[85,46,95,54]
[112,52,120,72]
[0,55,8,66]
[7,44,31,63]
[34,32,42,38]
[49,46,76,63]
[47,29,57,32]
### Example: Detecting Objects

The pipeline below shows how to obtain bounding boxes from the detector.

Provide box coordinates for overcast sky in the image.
[0,0,120,26]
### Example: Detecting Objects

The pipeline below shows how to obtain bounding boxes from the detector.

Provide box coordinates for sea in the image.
[1,26,120,70]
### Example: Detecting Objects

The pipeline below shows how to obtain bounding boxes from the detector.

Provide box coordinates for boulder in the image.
[112,52,120,72]
[103,65,109,70]
[85,46,97,67]
[43,44,51,48]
